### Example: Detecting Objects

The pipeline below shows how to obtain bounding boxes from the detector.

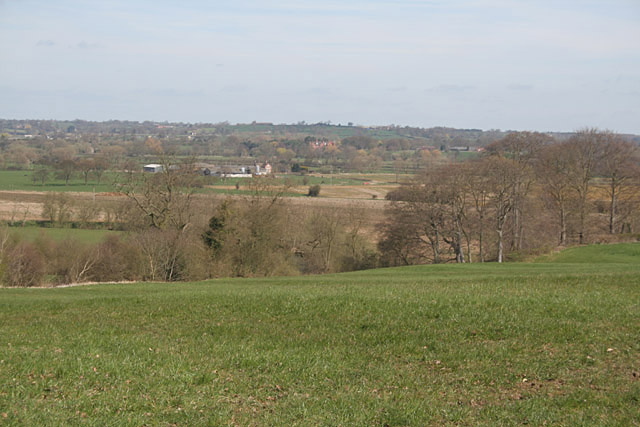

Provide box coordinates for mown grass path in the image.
[1,247,639,425]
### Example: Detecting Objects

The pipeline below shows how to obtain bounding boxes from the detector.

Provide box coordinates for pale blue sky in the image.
[1,0,639,133]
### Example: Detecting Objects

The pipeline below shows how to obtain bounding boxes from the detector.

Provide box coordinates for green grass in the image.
[0,171,117,193]
[0,170,387,194]
[0,244,639,425]
[7,226,120,244]
[535,242,640,264]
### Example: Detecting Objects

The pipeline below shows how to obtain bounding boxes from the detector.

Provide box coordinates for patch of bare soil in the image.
[310,184,396,199]
[0,191,45,221]
[0,190,391,243]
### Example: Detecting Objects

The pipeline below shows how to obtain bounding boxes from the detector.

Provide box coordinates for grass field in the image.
[0,170,399,198]
[535,242,640,264]
[0,171,117,193]
[1,244,639,425]
[6,226,120,244]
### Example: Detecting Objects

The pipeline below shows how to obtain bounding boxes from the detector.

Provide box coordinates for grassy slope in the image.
[535,242,640,264]
[0,244,639,425]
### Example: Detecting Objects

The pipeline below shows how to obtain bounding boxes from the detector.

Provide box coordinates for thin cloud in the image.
[508,84,534,91]
[36,39,55,47]
[219,85,249,93]
[427,84,476,93]
[76,41,103,49]
[308,87,332,95]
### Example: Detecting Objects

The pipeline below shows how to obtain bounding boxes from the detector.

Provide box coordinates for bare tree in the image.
[54,159,77,186]
[378,199,429,266]
[563,129,602,244]
[485,156,519,262]
[116,150,200,281]
[340,203,376,271]
[486,131,551,250]
[380,164,470,265]
[53,239,100,284]
[536,143,574,245]
[31,165,50,186]
[437,164,468,263]
[5,242,46,287]
[118,154,197,230]
[304,209,343,273]
[77,158,95,184]
[42,192,73,226]
[92,154,110,185]
[598,134,640,234]
[465,159,493,261]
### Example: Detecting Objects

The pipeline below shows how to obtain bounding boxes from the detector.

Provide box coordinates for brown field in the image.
[293,184,397,199]
[0,190,390,243]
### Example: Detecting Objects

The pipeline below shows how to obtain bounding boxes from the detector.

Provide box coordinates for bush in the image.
[308,184,321,197]
[42,192,73,226]
[5,242,46,287]
[91,235,143,282]
[50,239,102,284]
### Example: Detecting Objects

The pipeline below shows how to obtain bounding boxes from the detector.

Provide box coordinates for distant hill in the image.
[4,119,637,148]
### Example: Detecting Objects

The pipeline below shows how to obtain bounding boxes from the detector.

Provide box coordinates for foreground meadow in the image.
[1,245,639,425]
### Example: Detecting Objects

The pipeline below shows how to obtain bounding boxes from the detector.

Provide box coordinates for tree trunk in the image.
[497,228,504,263]
[463,228,472,263]
[478,215,484,262]
[578,197,586,245]
[455,221,465,263]
[512,198,520,250]
[559,206,567,245]
[609,182,617,234]
[433,228,440,264]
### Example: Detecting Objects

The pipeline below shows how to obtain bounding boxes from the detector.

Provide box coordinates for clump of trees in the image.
[378,129,640,265]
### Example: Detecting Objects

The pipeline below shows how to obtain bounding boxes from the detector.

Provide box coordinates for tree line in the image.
[378,129,640,265]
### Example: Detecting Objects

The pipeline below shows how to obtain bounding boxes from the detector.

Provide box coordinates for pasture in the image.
[0,171,116,193]
[0,244,638,425]
[0,170,401,200]
[5,225,120,244]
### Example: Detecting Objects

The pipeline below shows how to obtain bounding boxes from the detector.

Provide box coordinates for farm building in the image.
[210,162,273,177]
[143,164,163,173]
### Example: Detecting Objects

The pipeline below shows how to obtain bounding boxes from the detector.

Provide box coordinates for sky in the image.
[1,0,639,133]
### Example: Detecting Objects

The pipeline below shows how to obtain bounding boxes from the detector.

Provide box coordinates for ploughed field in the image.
[1,244,639,425]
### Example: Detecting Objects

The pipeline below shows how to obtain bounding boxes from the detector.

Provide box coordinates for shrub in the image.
[308,184,321,197]
[42,192,73,226]
[5,242,46,287]
[50,239,101,284]
[91,235,143,282]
